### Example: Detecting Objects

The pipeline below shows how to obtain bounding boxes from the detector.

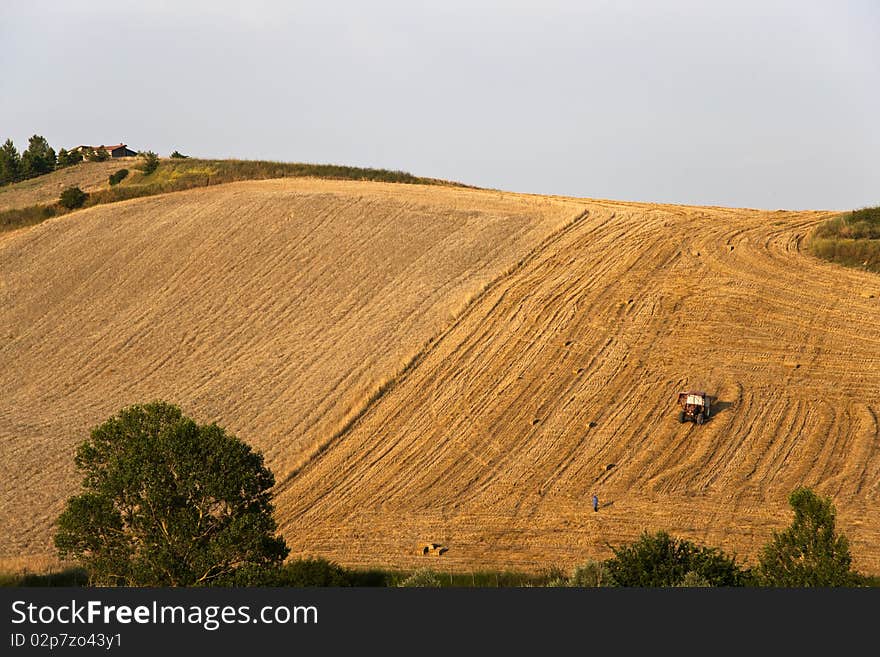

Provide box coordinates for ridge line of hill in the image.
[0,158,477,233]
[276,205,593,491]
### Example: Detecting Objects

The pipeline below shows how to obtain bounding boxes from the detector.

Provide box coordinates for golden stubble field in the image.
[0,177,582,568]
[272,197,880,574]
[2,176,879,575]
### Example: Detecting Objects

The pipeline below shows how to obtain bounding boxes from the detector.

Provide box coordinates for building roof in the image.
[72,143,130,151]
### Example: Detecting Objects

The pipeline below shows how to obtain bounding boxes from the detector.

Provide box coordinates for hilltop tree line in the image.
[0,134,113,186]
[0,134,180,187]
[0,135,60,185]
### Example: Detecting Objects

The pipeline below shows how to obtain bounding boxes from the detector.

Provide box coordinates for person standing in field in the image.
[592,493,599,512]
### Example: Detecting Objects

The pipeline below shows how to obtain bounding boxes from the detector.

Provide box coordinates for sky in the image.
[1,0,878,210]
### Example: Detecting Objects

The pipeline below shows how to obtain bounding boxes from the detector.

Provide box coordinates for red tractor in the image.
[677,391,710,425]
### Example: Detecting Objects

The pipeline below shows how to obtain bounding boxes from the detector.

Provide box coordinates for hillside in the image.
[0,178,582,567]
[273,199,880,574]
[2,176,879,576]
[1,158,470,234]
[0,160,131,212]
[809,206,880,273]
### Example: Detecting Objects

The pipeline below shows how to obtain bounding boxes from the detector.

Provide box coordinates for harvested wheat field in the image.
[2,177,880,575]
[0,160,135,211]
[273,198,880,575]
[0,178,582,567]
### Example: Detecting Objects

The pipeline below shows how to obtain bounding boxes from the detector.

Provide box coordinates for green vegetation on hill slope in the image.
[809,206,880,273]
[0,158,474,233]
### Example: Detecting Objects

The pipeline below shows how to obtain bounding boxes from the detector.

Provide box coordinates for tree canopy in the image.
[605,530,748,587]
[21,134,56,178]
[57,148,83,167]
[85,146,109,162]
[758,487,858,586]
[138,150,159,174]
[55,401,289,586]
[59,186,88,209]
[0,139,22,184]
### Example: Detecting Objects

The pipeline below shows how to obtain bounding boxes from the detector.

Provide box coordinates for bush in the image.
[138,150,159,174]
[108,169,129,186]
[346,569,392,586]
[276,557,352,586]
[605,530,748,587]
[170,150,188,159]
[397,568,442,587]
[546,560,616,586]
[13,568,89,587]
[568,560,617,587]
[59,186,88,210]
[676,571,713,587]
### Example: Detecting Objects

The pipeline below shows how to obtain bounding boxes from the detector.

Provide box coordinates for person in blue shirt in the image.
[592,493,599,512]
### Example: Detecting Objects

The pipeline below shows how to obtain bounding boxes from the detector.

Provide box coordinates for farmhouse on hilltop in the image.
[71,143,137,158]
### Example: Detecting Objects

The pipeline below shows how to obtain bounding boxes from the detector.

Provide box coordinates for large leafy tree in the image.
[20,134,56,178]
[55,401,289,586]
[605,530,748,586]
[0,138,21,185]
[758,487,858,586]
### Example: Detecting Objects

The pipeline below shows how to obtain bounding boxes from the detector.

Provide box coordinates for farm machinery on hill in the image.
[677,391,711,425]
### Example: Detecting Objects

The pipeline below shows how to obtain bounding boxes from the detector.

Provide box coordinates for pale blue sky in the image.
[2,0,878,209]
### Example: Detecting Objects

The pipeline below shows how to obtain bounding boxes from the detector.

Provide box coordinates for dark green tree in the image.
[59,186,88,209]
[0,138,22,185]
[138,150,159,174]
[758,487,858,587]
[55,401,289,586]
[57,148,83,167]
[85,147,109,162]
[605,530,747,586]
[20,134,56,178]
[170,150,188,159]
